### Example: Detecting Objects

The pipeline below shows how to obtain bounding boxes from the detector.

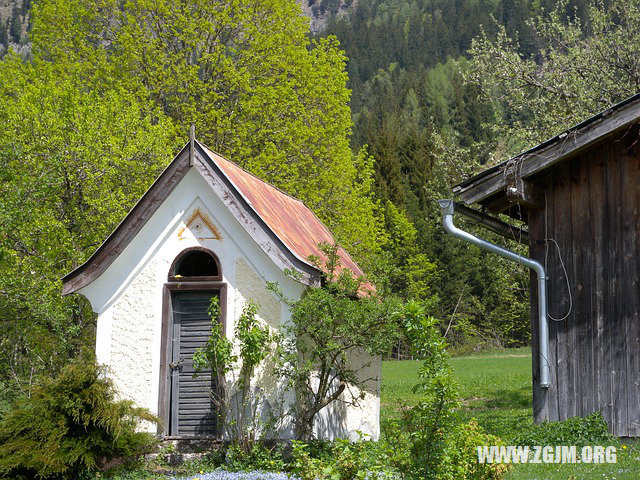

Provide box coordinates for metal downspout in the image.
[438,199,550,388]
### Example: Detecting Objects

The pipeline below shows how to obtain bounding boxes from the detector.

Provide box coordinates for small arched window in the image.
[169,247,221,280]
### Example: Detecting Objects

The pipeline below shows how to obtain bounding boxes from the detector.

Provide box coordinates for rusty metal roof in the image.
[201,145,371,290]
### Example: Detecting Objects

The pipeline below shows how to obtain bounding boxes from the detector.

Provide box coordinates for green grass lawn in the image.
[381,348,640,480]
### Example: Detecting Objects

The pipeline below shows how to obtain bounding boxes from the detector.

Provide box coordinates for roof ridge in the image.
[197,141,306,206]
[62,138,373,297]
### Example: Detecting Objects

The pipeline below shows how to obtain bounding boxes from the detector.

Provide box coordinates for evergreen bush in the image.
[0,352,158,479]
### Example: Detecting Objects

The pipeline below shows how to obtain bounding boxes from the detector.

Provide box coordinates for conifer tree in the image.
[9,5,21,42]
[0,21,8,50]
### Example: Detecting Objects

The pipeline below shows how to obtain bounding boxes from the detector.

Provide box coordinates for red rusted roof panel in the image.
[202,145,372,291]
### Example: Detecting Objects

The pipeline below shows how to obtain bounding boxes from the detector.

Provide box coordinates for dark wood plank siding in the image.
[590,147,611,430]
[529,130,640,436]
[571,149,594,419]
[622,140,640,436]
[608,143,627,436]
[528,207,547,422]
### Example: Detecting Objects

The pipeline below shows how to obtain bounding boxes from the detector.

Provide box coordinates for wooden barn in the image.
[452,94,640,436]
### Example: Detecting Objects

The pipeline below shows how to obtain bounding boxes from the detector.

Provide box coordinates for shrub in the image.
[511,412,614,447]
[391,302,508,480]
[399,302,459,479]
[383,418,507,480]
[0,351,158,479]
[439,420,509,480]
[268,243,402,441]
[290,438,400,480]
[224,443,286,472]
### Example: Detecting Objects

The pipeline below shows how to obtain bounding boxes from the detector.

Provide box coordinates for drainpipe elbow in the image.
[437,198,550,389]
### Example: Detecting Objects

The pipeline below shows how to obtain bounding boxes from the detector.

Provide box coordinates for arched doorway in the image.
[159,247,226,438]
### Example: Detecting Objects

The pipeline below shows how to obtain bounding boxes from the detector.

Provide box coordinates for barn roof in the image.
[62,139,370,295]
[453,92,640,212]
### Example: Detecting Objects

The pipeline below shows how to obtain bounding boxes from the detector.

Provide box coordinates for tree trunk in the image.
[295,413,316,442]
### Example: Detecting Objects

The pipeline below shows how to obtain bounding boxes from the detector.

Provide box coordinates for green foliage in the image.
[0,20,8,50]
[223,443,286,473]
[30,0,385,262]
[381,349,534,442]
[398,302,460,478]
[468,0,640,158]
[384,418,508,480]
[230,300,275,444]
[193,297,234,378]
[9,5,21,42]
[236,301,272,386]
[0,352,158,480]
[374,201,440,303]
[290,439,400,480]
[0,52,178,401]
[345,46,530,349]
[0,0,385,409]
[325,0,548,96]
[438,420,509,480]
[380,303,507,479]
[381,352,640,480]
[194,297,276,444]
[511,412,614,448]
[270,244,402,440]
[321,0,603,351]
[402,302,449,367]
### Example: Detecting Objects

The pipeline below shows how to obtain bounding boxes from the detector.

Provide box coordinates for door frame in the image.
[158,281,227,437]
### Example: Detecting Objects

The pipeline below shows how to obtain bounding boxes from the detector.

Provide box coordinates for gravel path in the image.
[171,470,296,480]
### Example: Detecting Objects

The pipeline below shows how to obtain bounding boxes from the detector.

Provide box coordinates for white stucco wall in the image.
[108,258,159,410]
[78,167,380,440]
[313,351,381,441]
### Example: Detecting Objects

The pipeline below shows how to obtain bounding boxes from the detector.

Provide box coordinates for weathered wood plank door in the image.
[169,291,219,437]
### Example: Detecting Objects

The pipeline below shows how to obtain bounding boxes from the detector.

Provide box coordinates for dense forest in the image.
[319,0,566,350]
[318,0,625,353]
[2,0,640,408]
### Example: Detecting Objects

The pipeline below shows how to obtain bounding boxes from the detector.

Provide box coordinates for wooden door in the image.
[169,291,219,437]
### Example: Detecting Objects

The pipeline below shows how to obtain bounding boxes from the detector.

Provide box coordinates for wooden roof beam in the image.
[454,202,529,245]
[505,163,545,210]
[454,95,640,205]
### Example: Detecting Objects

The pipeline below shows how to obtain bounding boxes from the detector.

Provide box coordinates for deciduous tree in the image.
[31,0,384,260]
[468,0,640,158]
[0,55,178,400]
[269,245,401,440]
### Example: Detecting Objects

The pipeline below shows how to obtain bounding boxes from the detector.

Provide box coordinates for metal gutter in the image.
[438,199,550,388]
